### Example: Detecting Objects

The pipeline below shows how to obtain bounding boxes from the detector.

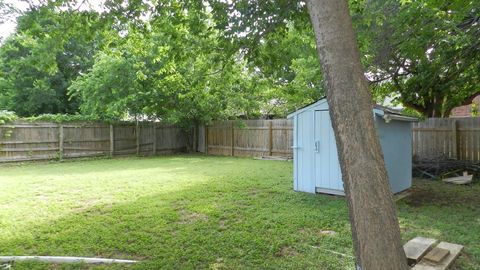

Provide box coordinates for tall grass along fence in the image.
[202,119,293,157]
[413,117,480,162]
[0,121,187,162]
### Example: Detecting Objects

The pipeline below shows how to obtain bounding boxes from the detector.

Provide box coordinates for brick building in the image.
[450,95,480,117]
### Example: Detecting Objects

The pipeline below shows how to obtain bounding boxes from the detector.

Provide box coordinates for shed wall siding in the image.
[375,117,412,193]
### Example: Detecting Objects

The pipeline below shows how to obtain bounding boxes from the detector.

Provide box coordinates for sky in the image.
[0,20,16,40]
[0,0,30,40]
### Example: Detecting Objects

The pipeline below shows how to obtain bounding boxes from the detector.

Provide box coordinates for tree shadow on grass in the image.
[0,160,353,270]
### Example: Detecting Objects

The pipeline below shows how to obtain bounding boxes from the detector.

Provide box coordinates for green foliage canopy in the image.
[69,2,262,128]
[0,6,108,116]
[1,0,479,121]
[357,0,480,117]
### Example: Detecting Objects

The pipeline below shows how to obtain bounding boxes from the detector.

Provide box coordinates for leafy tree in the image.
[206,0,309,58]
[357,0,480,117]
[4,0,478,119]
[69,51,141,120]
[0,6,107,116]
[0,0,326,120]
[207,0,480,118]
[70,1,262,128]
[251,21,324,116]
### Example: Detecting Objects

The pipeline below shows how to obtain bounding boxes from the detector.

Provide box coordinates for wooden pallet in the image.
[403,237,464,270]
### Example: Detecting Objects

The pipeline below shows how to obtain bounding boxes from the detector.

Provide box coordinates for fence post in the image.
[58,124,64,160]
[152,122,157,156]
[268,121,273,156]
[452,119,458,159]
[136,122,140,156]
[231,122,235,156]
[109,124,114,157]
[205,125,209,154]
[193,125,197,153]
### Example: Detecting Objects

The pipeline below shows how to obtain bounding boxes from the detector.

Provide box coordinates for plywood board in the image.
[423,247,449,263]
[403,237,437,262]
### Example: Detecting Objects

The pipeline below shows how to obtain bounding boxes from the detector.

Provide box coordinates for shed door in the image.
[294,111,316,193]
[314,110,343,192]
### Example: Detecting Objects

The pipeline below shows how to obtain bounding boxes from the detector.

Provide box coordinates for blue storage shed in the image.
[287,98,417,196]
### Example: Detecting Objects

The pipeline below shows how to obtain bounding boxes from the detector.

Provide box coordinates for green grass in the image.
[0,155,478,269]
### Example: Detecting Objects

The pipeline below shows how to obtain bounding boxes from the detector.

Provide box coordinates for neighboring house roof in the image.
[451,95,480,117]
[287,98,418,122]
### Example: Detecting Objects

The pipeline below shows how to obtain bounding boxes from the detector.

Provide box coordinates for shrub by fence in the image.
[0,121,187,162]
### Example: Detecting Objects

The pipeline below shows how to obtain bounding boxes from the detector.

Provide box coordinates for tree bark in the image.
[306,1,408,269]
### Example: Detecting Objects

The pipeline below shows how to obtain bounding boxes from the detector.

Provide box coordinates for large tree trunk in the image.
[306,1,408,269]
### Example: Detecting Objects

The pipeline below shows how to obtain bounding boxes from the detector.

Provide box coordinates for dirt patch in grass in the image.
[404,183,480,207]
[210,258,227,270]
[319,230,337,236]
[299,227,337,237]
[276,246,297,257]
[218,219,227,229]
[177,209,208,224]
[171,200,187,210]
[404,187,444,207]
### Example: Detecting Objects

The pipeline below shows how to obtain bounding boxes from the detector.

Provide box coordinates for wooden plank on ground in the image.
[394,190,412,202]
[253,156,291,161]
[423,247,449,263]
[442,173,473,185]
[412,242,463,270]
[403,237,437,263]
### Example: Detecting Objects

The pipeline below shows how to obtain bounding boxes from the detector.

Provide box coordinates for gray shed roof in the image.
[287,98,418,122]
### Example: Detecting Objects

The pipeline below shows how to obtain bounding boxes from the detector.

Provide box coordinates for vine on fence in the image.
[0,110,17,140]
[0,110,17,125]
[23,114,103,123]
[0,111,112,124]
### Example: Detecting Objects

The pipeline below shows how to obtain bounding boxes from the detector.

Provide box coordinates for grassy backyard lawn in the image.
[0,155,479,270]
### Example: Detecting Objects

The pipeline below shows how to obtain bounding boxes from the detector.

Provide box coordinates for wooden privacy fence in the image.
[0,121,187,162]
[204,119,293,157]
[205,117,480,162]
[2,117,478,162]
[413,117,480,162]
